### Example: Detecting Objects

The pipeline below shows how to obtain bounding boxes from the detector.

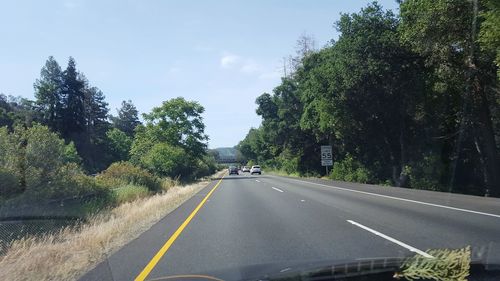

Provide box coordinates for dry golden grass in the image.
[0,170,226,281]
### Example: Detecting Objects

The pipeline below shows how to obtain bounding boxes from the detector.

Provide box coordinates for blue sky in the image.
[0,0,398,148]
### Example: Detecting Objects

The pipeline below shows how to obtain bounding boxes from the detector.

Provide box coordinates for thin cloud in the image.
[220,53,261,73]
[220,54,241,68]
[220,52,283,82]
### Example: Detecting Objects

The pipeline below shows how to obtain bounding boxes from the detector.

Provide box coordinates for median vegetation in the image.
[237,0,500,197]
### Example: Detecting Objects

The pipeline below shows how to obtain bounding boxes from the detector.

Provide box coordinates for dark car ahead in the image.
[228,166,239,175]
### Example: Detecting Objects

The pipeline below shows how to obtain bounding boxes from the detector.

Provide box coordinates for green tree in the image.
[237,1,499,196]
[61,57,86,140]
[34,56,64,132]
[0,94,12,128]
[64,141,82,164]
[141,143,189,178]
[23,124,68,189]
[298,3,425,185]
[130,97,209,179]
[479,0,500,79]
[400,0,500,195]
[106,128,133,162]
[35,57,114,173]
[111,100,141,137]
[0,95,40,129]
[0,127,18,194]
[237,127,266,165]
[81,82,111,171]
[0,124,96,199]
[83,85,109,138]
[249,76,322,175]
[142,97,208,158]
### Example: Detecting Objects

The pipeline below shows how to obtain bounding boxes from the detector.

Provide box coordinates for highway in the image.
[80,172,500,281]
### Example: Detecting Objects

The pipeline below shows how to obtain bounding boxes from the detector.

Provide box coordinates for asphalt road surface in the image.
[80,172,500,281]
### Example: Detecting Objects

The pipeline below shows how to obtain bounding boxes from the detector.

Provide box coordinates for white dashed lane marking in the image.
[272,187,284,193]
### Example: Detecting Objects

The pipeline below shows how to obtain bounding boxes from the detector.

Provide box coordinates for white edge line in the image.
[272,187,284,193]
[272,176,500,219]
[347,220,434,258]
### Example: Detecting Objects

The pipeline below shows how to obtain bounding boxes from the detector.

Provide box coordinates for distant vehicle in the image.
[228,166,239,175]
[250,165,261,175]
[241,166,250,172]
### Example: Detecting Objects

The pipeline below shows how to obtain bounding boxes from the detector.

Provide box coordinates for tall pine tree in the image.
[61,57,86,140]
[111,100,141,137]
[83,83,111,171]
[34,56,64,132]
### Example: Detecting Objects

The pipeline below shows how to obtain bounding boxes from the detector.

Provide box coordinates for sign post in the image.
[320,145,333,176]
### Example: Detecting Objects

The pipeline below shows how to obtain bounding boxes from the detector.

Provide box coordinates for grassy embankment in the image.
[0,170,226,281]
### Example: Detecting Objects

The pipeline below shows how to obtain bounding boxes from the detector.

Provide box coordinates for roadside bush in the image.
[63,141,82,164]
[193,159,210,179]
[2,163,108,203]
[0,168,20,199]
[24,125,67,190]
[0,126,19,179]
[140,143,190,179]
[50,163,107,198]
[0,124,99,200]
[277,150,300,175]
[106,128,132,162]
[403,155,445,191]
[192,155,218,179]
[112,184,150,204]
[330,155,373,183]
[97,162,161,191]
[160,178,179,192]
[0,127,10,167]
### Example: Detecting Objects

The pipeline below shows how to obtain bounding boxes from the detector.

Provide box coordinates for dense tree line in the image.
[238,0,500,197]
[1,56,142,172]
[32,56,141,172]
[1,57,216,202]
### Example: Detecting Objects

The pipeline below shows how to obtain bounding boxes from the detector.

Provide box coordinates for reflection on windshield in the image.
[396,247,471,281]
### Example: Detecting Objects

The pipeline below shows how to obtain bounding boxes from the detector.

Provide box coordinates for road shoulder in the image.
[79,176,224,281]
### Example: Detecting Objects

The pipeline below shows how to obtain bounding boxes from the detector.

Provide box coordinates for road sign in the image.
[321,159,333,166]
[321,145,332,168]
[321,145,332,161]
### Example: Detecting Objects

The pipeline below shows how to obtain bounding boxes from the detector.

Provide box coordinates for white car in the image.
[241,166,250,172]
[250,165,261,175]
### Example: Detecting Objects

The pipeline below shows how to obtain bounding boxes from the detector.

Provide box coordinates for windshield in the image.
[1,1,499,281]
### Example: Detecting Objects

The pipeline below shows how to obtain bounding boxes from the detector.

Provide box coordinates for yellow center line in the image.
[134,174,226,281]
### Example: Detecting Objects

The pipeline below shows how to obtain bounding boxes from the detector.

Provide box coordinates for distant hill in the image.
[212,147,238,163]
[214,147,237,158]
